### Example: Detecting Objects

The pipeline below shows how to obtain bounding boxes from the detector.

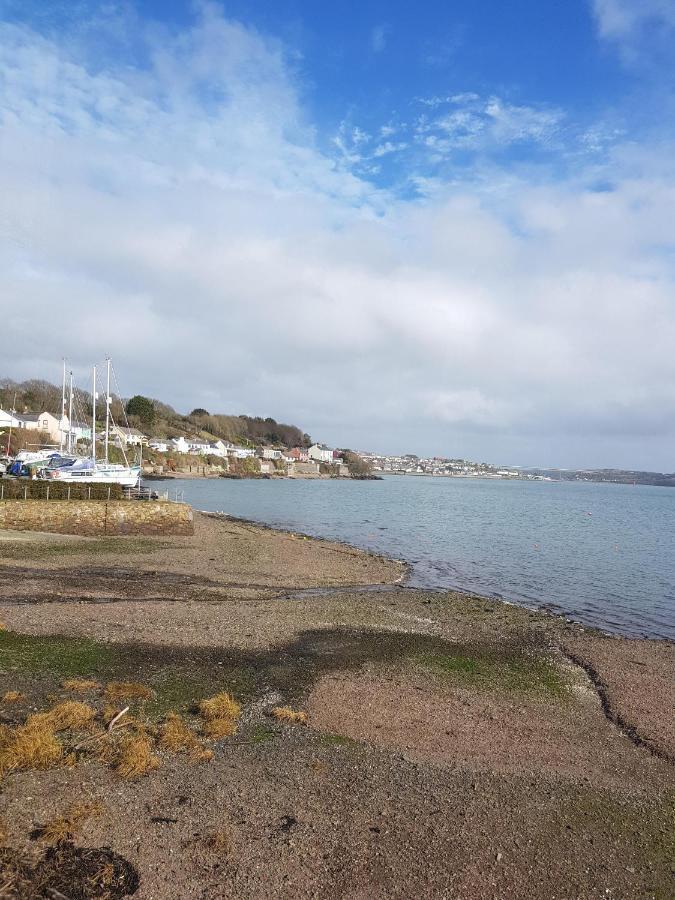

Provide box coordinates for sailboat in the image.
[43,359,141,487]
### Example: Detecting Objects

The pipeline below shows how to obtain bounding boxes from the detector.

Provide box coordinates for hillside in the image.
[0,378,312,449]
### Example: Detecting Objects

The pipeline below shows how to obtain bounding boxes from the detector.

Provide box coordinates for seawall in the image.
[0,499,194,536]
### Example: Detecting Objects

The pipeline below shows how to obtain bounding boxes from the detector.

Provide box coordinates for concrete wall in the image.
[0,499,193,536]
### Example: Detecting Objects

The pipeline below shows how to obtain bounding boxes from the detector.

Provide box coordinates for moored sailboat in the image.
[43,359,141,487]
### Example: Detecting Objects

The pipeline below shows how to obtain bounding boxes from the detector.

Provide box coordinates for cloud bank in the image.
[1,4,675,469]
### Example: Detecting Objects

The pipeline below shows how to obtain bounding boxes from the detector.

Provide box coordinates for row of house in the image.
[110,428,344,468]
[1,410,346,473]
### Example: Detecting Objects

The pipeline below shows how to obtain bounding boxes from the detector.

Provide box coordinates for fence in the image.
[0,481,125,502]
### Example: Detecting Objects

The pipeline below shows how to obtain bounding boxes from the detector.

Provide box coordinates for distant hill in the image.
[523,467,675,488]
[0,378,311,449]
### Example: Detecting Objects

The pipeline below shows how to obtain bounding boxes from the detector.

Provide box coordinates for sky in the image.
[1,0,675,470]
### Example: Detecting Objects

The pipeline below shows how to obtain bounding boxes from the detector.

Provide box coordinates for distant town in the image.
[360,452,532,479]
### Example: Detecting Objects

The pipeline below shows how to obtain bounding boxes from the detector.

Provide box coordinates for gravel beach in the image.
[0,512,673,899]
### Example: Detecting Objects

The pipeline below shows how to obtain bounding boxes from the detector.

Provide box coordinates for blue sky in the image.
[2,1,675,469]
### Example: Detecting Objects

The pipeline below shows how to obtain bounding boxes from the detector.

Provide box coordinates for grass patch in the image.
[418,647,569,697]
[147,667,256,721]
[248,724,276,744]
[0,631,117,677]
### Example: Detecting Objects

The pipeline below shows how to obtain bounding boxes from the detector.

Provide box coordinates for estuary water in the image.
[168,475,675,641]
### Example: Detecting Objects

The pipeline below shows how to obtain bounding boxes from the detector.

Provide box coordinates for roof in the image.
[114,426,146,437]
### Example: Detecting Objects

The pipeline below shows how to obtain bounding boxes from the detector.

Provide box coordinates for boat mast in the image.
[6,392,17,456]
[68,370,74,454]
[60,358,66,453]
[105,357,111,464]
[92,365,96,462]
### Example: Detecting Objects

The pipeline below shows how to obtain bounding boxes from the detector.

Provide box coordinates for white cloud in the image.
[592,0,675,39]
[371,24,389,53]
[412,95,563,156]
[2,7,675,468]
[372,141,408,157]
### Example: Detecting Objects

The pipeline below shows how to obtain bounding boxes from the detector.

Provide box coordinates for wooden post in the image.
[67,485,71,501]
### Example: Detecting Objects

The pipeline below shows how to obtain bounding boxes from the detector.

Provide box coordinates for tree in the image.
[189,408,210,417]
[342,450,372,476]
[125,395,155,429]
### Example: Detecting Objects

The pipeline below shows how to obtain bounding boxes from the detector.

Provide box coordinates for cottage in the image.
[111,426,148,448]
[227,446,256,459]
[258,447,283,460]
[16,411,66,443]
[286,447,309,463]
[170,437,190,454]
[308,443,334,464]
[148,439,169,453]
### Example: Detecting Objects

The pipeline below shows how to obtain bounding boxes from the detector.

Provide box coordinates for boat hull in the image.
[49,466,141,487]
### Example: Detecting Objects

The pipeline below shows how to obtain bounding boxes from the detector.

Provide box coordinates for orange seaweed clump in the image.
[197,692,241,741]
[201,718,238,739]
[29,701,96,732]
[62,678,101,693]
[114,735,160,778]
[198,692,241,722]
[157,713,199,752]
[0,721,63,776]
[2,691,24,704]
[105,682,154,702]
[191,747,214,763]
[271,707,308,725]
[36,801,104,847]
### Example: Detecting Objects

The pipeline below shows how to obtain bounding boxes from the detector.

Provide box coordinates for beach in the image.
[0,512,673,898]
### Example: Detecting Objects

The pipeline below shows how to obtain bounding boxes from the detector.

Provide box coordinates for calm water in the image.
[167,475,675,640]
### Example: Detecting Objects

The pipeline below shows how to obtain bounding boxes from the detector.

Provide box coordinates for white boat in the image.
[45,457,141,487]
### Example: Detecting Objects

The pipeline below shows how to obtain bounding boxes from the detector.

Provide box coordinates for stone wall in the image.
[0,500,194,536]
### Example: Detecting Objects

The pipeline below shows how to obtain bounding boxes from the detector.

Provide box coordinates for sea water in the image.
[167,475,675,640]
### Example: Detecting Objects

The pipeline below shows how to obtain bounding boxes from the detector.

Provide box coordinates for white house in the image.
[203,440,231,459]
[148,439,169,453]
[308,443,334,463]
[170,437,190,454]
[186,439,210,454]
[227,446,256,459]
[112,426,148,448]
[16,411,66,443]
[259,447,283,460]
